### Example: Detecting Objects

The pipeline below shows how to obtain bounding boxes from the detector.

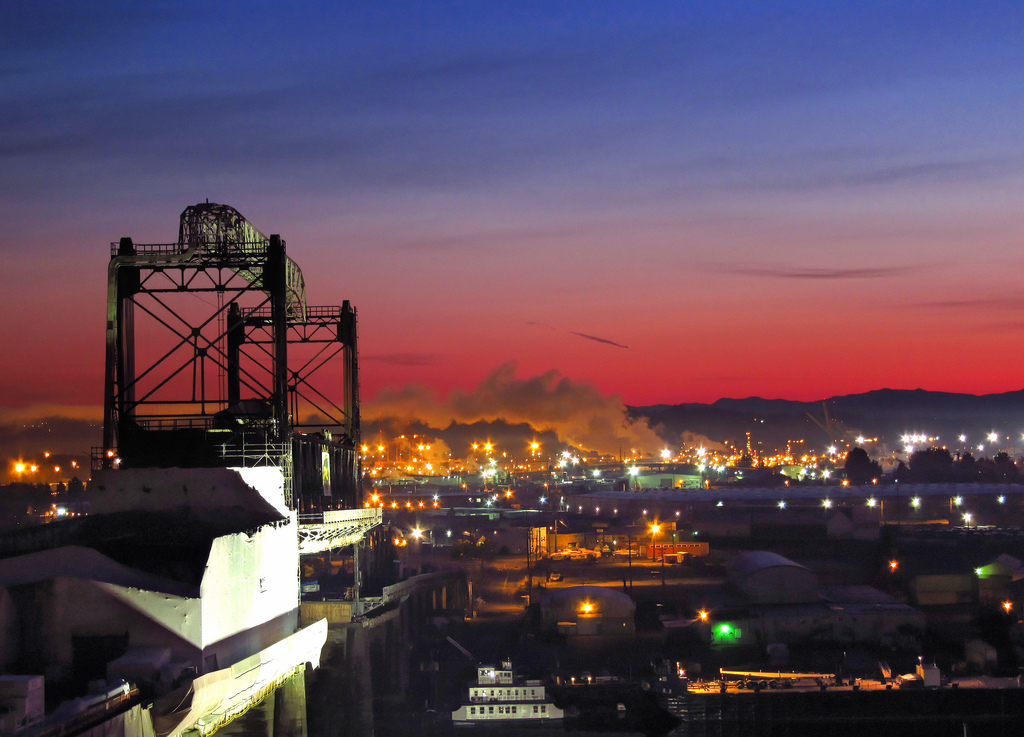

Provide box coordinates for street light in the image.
[650,523,665,586]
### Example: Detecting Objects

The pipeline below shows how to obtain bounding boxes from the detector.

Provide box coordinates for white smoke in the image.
[365,362,663,456]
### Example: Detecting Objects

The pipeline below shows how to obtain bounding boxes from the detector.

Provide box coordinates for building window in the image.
[470,707,475,715]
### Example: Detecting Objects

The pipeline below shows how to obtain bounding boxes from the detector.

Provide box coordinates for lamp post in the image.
[651,523,665,586]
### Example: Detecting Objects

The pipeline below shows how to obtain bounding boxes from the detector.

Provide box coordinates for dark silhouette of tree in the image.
[844,447,881,485]
[953,452,979,482]
[908,447,954,483]
[992,451,1019,482]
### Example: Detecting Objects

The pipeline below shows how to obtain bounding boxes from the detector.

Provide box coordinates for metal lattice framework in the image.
[297,508,383,555]
[102,202,360,510]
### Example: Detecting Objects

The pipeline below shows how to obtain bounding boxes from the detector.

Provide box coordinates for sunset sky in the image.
[3,1,1024,428]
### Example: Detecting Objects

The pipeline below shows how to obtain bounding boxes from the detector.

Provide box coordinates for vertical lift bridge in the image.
[102,202,378,548]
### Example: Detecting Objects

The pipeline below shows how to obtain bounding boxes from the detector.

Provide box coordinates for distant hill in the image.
[630,389,1024,453]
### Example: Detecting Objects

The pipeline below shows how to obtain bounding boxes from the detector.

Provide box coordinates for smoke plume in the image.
[365,362,663,456]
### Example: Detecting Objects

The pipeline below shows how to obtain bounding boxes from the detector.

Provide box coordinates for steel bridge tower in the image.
[102,202,361,513]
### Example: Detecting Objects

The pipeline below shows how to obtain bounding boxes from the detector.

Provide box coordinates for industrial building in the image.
[540,586,636,636]
[711,551,925,648]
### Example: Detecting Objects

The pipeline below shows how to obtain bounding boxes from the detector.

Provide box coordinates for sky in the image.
[3,0,1024,441]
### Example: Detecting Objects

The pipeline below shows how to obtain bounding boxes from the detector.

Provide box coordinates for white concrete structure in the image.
[0,466,300,681]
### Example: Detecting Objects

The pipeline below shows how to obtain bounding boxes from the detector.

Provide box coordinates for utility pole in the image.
[627,532,633,595]
[525,528,533,606]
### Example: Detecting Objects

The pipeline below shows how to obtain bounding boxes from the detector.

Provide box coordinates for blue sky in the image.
[3,1,1024,418]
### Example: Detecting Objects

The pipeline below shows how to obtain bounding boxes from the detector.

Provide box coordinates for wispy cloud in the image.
[911,297,1024,311]
[707,263,924,280]
[389,224,588,251]
[568,331,628,349]
[527,322,628,349]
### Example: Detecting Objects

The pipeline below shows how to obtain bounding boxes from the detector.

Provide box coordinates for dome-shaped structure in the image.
[727,551,818,604]
[539,586,635,635]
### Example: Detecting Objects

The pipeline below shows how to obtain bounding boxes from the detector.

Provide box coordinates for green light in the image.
[975,568,983,576]
[719,624,732,634]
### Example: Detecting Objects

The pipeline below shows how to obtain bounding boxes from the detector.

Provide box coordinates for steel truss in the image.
[103,202,361,511]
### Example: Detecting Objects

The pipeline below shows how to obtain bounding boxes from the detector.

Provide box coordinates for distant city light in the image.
[911,497,921,509]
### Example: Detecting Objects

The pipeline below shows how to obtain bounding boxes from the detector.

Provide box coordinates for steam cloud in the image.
[365,362,663,456]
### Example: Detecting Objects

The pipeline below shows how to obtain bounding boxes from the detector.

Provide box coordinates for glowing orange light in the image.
[889,560,899,572]
[1003,601,1013,613]
[698,610,709,622]
[15,463,25,473]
